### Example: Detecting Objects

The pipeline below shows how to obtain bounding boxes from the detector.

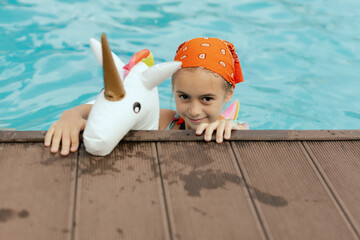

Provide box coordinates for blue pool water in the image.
[0,0,359,130]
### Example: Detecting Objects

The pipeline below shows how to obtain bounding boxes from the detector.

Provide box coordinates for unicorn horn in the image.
[101,33,126,101]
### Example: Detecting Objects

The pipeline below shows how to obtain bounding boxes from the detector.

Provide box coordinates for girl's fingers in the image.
[61,129,71,156]
[224,120,237,139]
[224,121,248,140]
[70,129,80,152]
[44,125,55,147]
[204,121,220,141]
[50,129,62,153]
[216,120,227,143]
[80,119,87,131]
[196,123,209,135]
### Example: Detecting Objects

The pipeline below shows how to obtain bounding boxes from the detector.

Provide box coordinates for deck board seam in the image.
[70,143,82,240]
[300,141,360,239]
[229,142,270,240]
[154,142,174,240]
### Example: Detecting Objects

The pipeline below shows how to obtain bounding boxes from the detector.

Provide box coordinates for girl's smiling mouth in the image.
[187,116,207,124]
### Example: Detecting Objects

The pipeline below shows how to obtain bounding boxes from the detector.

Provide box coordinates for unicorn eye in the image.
[133,102,141,113]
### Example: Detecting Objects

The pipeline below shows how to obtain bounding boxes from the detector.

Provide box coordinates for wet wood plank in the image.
[0,131,47,142]
[1,130,360,142]
[156,141,265,240]
[304,141,360,237]
[1,131,360,240]
[0,143,77,240]
[74,142,169,240]
[232,141,358,240]
[135,130,359,142]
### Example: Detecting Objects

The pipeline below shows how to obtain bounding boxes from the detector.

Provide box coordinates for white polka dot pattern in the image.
[199,53,206,59]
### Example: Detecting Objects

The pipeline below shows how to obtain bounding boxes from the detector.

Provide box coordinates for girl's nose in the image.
[189,101,201,116]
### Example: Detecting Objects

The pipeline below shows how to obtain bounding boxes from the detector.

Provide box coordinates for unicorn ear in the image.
[89,37,125,69]
[142,61,182,90]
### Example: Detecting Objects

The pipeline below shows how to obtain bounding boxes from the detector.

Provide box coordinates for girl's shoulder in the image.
[159,109,177,130]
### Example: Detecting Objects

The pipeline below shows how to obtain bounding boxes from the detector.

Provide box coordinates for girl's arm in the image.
[44,104,92,156]
[159,109,176,130]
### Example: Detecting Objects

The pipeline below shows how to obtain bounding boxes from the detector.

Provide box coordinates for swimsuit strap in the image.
[166,112,185,130]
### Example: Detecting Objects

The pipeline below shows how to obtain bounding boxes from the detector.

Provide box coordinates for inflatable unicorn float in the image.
[83,34,181,156]
[84,33,241,156]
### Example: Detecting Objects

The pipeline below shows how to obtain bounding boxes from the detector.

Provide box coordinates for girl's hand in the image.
[44,109,87,156]
[195,119,248,143]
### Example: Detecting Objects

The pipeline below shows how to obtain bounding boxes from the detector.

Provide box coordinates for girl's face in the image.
[173,68,233,130]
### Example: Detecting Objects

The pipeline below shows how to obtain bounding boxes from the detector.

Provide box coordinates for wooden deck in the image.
[1,130,360,240]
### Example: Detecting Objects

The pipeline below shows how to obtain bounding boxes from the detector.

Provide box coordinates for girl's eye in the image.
[179,95,189,100]
[202,97,213,102]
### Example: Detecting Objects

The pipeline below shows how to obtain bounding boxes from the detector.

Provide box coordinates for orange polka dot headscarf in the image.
[174,37,244,88]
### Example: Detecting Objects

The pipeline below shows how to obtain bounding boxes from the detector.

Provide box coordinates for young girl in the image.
[44,37,248,156]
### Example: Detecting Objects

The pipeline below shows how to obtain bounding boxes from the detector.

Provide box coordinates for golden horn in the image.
[101,33,126,101]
